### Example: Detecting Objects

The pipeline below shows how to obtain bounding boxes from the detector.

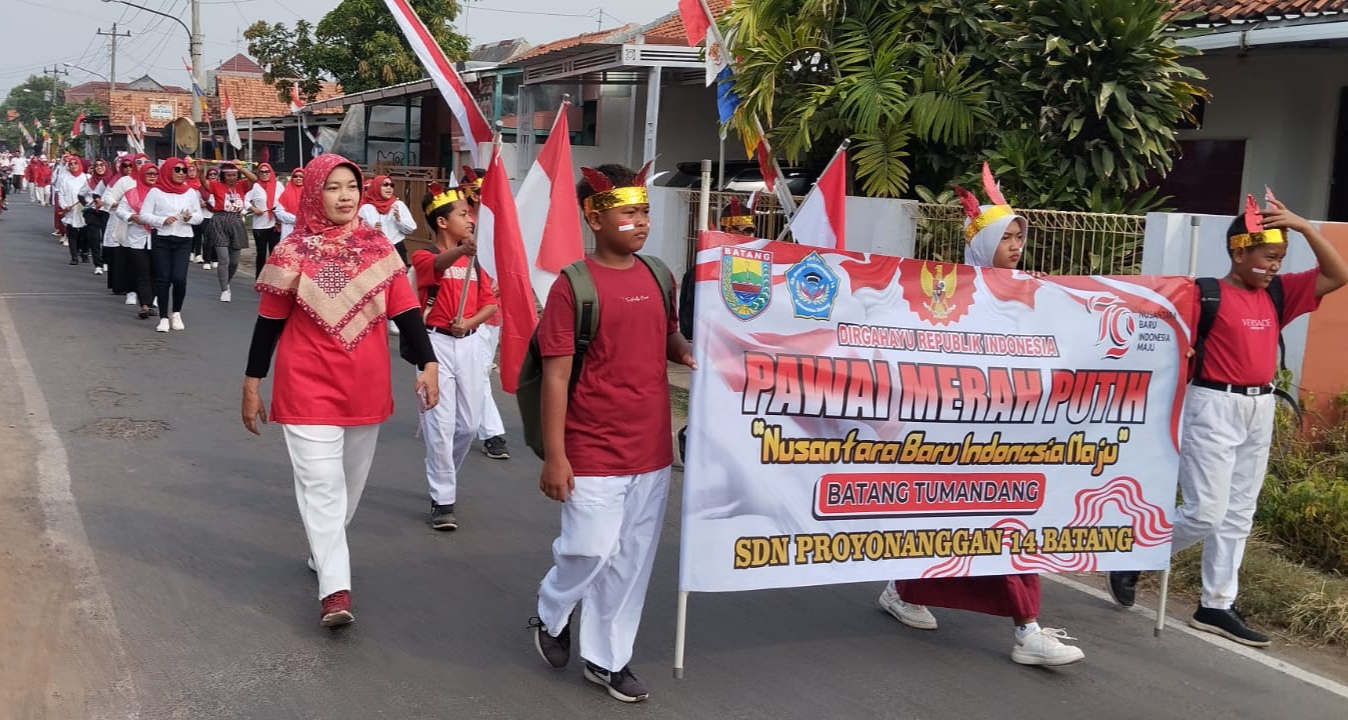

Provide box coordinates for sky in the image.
[0,0,677,99]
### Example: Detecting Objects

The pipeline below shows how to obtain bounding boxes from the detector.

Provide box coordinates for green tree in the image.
[0,75,103,154]
[245,0,471,99]
[724,0,1207,210]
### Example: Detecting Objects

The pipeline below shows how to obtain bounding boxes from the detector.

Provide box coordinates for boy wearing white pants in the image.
[413,183,498,531]
[476,316,510,459]
[530,164,694,704]
[1108,195,1348,646]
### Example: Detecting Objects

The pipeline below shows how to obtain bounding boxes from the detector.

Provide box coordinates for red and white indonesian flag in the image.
[515,105,584,303]
[70,113,85,140]
[475,145,538,394]
[289,84,305,114]
[383,0,494,166]
[788,144,847,249]
[223,90,243,150]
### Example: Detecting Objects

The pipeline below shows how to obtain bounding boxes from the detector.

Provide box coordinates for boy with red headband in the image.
[1108,194,1348,646]
[528,163,694,704]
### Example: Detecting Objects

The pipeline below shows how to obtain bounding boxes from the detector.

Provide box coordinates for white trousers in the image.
[537,467,671,671]
[1171,386,1276,609]
[282,424,380,599]
[477,324,505,440]
[35,185,49,205]
[423,331,485,505]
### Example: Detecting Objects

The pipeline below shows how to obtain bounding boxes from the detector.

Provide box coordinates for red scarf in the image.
[67,157,86,177]
[156,158,192,195]
[185,164,203,191]
[255,154,405,350]
[90,159,116,189]
[277,168,303,216]
[125,164,157,213]
[256,162,279,219]
[363,175,397,214]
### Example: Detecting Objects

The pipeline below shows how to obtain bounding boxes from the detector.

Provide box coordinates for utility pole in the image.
[190,0,203,124]
[42,65,69,105]
[97,23,133,99]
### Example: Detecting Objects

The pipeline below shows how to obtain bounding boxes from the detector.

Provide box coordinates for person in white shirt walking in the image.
[56,156,91,263]
[274,167,303,242]
[246,163,283,268]
[114,163,161,321]
[138,158,203,332]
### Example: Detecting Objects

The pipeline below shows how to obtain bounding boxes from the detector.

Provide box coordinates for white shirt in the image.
[102,174,138,247]
[138,188,203,239]
[358,201,417,245]
[245,182,283,229]
[274,203,297,241]
[57,173,91,227]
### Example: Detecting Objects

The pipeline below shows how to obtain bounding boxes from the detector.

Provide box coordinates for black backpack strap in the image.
[1265,276,1303,421]
[1191,277,1222,383]
[560,260,598,390]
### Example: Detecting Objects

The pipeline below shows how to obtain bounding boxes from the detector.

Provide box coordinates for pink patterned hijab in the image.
[255,153,407,350]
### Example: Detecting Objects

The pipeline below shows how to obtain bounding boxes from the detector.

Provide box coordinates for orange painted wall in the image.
[1298,222,1348,422]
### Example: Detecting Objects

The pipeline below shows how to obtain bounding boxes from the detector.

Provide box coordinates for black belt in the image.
[1193,379,1274,397]
[428,326,475,338]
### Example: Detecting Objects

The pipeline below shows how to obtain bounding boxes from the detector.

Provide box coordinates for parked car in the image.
[654,161,819,196]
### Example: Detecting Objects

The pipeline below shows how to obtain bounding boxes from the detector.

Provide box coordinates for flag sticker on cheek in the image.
[1252,268,1269,275]
[618,223,635,232]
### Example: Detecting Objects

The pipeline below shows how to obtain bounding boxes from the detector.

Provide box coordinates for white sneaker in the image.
[1011,628,1085,666]
[171,312,185,331]
[389,322,401,335]
[877,583,938,630]
[191,254,202,263]
[155,318,170,333]
[93,266,104,275]
[59,237,68,245]
[221,289,231,302]
[125,292,138,306]
[152,297,158,307]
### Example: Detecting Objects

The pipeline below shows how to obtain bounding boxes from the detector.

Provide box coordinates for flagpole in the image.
[453,122,506,326]
[777,137,849,241]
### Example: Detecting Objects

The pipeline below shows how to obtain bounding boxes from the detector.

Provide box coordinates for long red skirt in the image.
[894,574,1041,619]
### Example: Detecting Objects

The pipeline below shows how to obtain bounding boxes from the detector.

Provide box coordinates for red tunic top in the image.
[538,258,678,476]
[260,280,419,426]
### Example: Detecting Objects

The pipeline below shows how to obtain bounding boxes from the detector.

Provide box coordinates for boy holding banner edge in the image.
[1108,195,1348,646]
[878,166,1085,666]
[528,164,694,703]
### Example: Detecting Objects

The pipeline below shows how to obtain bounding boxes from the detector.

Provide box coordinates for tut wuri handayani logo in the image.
[785,251,840,320]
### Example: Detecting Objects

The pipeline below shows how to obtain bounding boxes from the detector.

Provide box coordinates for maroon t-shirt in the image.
[538,258,678,476]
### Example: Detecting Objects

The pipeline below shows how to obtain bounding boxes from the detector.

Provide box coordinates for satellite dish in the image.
[172,118,199,156]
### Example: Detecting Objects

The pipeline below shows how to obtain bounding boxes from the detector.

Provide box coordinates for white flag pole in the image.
[1156,215,1203,637]
[673,591,690,679]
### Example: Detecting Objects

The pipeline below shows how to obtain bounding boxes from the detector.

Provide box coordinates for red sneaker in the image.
[320,590,354,627]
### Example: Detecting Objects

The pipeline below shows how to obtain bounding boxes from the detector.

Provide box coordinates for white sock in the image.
[1015,622,1041,640]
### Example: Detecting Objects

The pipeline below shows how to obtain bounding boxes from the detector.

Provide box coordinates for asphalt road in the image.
[1,196,1343,720]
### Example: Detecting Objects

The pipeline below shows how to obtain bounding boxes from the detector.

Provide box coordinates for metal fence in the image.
[908,204,1146,276]
[679,190,1147,276]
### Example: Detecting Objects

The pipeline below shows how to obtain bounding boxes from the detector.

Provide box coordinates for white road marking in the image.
[0,297,141,718]
[1046,574,1348,700]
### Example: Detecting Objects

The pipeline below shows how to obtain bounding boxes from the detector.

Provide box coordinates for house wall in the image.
[1183,47,1348,219]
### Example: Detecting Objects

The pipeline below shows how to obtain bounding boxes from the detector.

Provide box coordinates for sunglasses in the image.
[259,169,271,174]
[381,182,394,187]
[172,167,188,174]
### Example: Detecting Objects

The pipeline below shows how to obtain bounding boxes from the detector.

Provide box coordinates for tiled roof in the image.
[1174,0,1348,22]
[512,24,643,62]
[214,53,265,76]
[66,86,194,128]
[215,75,343,119]
[644,0,731,44]
[66,79,189,101]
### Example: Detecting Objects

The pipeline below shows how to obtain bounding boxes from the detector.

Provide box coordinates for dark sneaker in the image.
[583,662,649,703]
[320,590,354,627]
[429,503,458,531]
[483,435,510,460]
[1190,606,1270,647]
[528,617,570,668]
[1107,571,1140,608]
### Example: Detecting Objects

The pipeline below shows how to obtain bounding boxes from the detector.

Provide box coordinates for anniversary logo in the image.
[679,237,1193,593]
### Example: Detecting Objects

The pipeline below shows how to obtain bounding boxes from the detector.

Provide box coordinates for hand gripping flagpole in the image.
[454,123,505,327]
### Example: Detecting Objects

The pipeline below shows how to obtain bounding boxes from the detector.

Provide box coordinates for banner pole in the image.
[1156,215,1202,638]
[673,590,689,679]
[698,159,713,233]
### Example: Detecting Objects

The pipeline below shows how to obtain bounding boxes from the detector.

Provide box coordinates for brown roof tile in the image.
[215,76,343,119]
[644,0,731,44]
[214,53,265,76]
[512,24,643,62]
[1174,0,1348,22]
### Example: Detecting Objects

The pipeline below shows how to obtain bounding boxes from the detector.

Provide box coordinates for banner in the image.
[679,237,1193,593]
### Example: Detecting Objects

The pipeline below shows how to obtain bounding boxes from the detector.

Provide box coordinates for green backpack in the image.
[516,255,674,460]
